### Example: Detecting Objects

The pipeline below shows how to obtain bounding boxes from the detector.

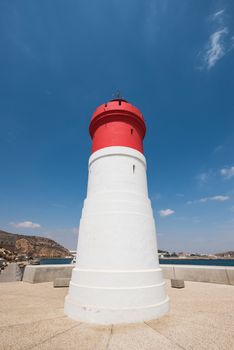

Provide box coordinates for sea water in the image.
[40,258,73,265]
[40,258,234,266]
[159,259,234,266]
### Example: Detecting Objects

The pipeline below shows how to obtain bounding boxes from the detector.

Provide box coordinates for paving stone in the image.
[0,280,233,350]
[32,323,111,350]
[108,323,181,350]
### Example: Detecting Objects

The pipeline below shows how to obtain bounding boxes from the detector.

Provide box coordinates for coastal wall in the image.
[22,264,73,283]
[162,264,234,285]
[0,263,23,282]
[22,264,234,285]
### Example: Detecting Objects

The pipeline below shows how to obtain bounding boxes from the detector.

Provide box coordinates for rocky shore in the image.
[0,230,71,263]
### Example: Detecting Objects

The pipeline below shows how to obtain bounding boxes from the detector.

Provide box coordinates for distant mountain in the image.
[0,229,71,260]
[215,251,234,257]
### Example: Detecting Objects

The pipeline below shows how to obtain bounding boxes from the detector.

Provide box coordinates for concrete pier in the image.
[0,263,23,282]
[22,264,234,285]
[23,264,73,283]
[0,280,233,349]
[162,264,234,285]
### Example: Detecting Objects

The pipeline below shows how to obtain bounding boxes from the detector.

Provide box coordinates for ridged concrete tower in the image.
[64,98,169,324]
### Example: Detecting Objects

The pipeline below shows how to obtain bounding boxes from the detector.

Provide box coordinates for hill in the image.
[0,229,71,261]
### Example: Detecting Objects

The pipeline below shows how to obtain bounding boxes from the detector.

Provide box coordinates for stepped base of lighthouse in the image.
[64,268,169,325]
[64,147,169,324]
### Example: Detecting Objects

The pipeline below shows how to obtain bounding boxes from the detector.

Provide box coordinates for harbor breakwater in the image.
[22,264,234,285]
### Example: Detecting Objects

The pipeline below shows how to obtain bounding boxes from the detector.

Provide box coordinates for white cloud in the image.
[210,9,225,21]
[231,35,234,48]
[196,172,210,183]
[11,221,41,229]
[159,209,175,217]
[198,197,209,203]
[199,9,234,70]
[203,27,228,69]
[213,145,224,153]
[220,166,234,179]
[187,195,230,204]
[210,195,230,201]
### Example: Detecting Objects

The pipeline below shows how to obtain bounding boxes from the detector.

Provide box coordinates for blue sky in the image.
[1,0,234,253]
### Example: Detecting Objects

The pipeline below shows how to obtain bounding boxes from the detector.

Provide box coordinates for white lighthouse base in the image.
[65,296,169,325]
[64,268,169,325]
[64,147,169,324]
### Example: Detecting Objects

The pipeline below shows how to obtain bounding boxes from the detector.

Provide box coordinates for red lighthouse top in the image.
[89,98,146,154]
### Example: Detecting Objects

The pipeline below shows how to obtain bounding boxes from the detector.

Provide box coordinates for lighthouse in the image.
[64,98,169,324]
